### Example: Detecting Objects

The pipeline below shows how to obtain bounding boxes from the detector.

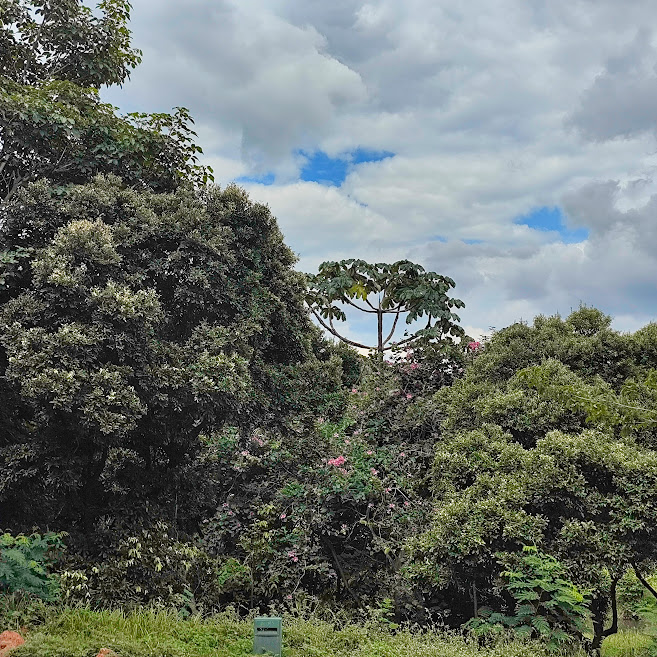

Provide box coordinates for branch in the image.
[343,297,378,313]
[0,152,11,177]
[4,172,27,204]
[310,308,371,351]
[322,537,361,607]
[384,333,423,351]
[633,563,657,601]
[381,308,401,348]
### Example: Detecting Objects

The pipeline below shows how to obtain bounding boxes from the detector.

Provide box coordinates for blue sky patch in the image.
[235,172,275,186]
[514,206,588,243]
[300,148,394,186]
[236,148,394,187]
[463,238,484,245]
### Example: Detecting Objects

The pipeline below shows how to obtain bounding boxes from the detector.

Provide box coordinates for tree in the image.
[0,0,212,203]
[409,424,657,651]
[305,259,466,355]
[403,308,657,650]
[0,176,330,534]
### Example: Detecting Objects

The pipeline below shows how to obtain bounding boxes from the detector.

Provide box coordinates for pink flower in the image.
[344,439,351,445]
[404,501,410,507]
[351,388,358,393]
[389,503,395,509]
[370,468,379,476]
[280,513,286,519]
[367,503,374,508]
[286,594,293,600]
[406,393,413,399]
[366,450,373,456]
[222,502,229,508]
[227,511,234,516]
[410,363,419,370]
[385,487,392,493]
[399,452,405,457]
[338,467,348,475]
[287,550,296,558]
[467,341,481,351]
[240,450,249,457]
[292,556,299,562]
[327,455,347,467]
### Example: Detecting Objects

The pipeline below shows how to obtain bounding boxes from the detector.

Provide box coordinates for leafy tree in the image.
[409,423,657,648]
[305,259,465,355]
[0,0,212,203]
[0,176,332,534]
[395,308,657,649]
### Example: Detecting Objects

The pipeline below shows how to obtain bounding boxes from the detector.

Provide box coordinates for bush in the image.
[0,532,64,600]
[59,523,224,613]
[466,546,590,651]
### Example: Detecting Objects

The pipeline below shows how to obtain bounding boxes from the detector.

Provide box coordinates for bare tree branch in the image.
[342,297,378,313]
[310,308,371,351]
[381,308,402,348]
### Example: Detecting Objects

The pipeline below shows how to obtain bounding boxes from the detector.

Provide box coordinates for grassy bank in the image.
[7,607,586,657]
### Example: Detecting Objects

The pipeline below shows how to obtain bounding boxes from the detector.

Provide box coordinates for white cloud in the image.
[103,0,657,339]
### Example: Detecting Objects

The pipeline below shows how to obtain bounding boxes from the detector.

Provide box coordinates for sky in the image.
[103,0,657,345]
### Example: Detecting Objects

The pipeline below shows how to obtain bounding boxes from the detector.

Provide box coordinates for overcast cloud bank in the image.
[103,0,657,344]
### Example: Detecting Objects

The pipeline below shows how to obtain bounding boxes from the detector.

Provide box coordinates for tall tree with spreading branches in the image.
[305,259,465,354]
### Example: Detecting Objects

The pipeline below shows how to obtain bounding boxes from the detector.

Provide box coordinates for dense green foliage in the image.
[0,532,64,600]
[0,0,212,203]
[405,309,657,651]
[467,546,591,650]
[0,176,344,536]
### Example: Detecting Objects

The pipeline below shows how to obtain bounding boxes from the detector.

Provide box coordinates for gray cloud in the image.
[101,0,657,340]
[105,0,366,172]
[569,29,657,141]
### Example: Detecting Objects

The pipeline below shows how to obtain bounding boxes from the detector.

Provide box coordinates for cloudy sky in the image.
[104,0,657,344]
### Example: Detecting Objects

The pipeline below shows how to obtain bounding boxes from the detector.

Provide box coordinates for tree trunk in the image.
[377,308,383,355]
[589,576,619,655]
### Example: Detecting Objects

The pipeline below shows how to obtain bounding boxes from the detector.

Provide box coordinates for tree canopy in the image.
[0,176,337,532]
[0,0,212,204]
[305,259,466,354]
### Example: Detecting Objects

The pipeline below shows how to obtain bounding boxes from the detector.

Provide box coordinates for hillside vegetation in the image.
[2,2,657,655]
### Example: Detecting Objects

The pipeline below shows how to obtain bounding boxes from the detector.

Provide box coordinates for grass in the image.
[7,606,586,657]
[602,630,656,657]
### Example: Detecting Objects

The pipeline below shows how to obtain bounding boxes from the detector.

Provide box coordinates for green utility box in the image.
[253,616,282,656]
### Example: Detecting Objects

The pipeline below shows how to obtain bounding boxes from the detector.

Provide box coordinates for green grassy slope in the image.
[10,608,585,657]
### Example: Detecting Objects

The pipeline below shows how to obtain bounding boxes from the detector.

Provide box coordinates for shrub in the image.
[0,532,64,600]
[466,546,590,651]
